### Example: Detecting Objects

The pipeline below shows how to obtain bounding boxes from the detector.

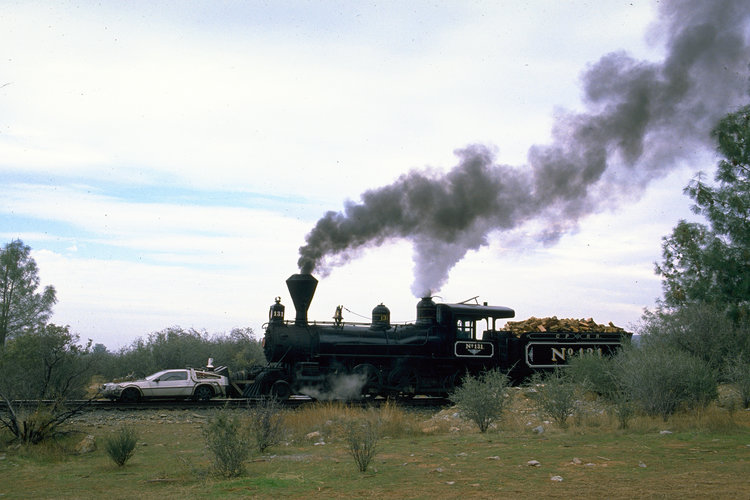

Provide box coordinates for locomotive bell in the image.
[371,303,391,330]
[416,296,437,325]
[286,273,318,326]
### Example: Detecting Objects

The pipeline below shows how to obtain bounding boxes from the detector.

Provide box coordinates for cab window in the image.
[456,319,475,339]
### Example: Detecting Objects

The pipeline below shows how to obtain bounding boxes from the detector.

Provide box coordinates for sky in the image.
[2,1,748,350]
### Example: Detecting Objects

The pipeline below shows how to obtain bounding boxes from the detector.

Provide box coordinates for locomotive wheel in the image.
[270,380,292,400]
[387,367,419,398]
[352,364,381,398]
[442,371,462,394]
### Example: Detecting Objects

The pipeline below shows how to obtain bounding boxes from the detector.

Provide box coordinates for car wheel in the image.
[119,388,140,403]
[194,385,213,402]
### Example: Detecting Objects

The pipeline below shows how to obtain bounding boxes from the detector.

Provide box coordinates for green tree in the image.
[638,304,750,372]
[0,240,57,347]
[0,324,94,443]
[105,326,263,379]
[656,105,750,320]
[0,324,92,400]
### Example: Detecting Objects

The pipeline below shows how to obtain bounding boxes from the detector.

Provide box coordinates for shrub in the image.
[346,417,380,473]
[104,425,138,466]
[202,409,252,478]
[529,369,578,429]
[725,354,750,408]
[449,369,510,433]
[249,397,285,453]
[616,345,717,420]
[567,353,634,429]
[566,353,617,396]
[638,304,750,371]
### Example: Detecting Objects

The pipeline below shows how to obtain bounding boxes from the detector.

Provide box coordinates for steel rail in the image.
[1,396,449,412]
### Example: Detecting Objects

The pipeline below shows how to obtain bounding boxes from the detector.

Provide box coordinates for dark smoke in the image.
[298,0,750,297]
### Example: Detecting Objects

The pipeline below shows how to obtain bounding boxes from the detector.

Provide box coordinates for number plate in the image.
[454,341,494,358]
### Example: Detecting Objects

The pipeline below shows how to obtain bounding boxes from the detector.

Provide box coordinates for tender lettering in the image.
[551,346,604,362]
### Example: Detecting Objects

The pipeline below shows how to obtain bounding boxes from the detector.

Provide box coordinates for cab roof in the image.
[439,303,515,320]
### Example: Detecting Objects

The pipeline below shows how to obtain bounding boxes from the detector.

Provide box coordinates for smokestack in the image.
[286,273,318,326]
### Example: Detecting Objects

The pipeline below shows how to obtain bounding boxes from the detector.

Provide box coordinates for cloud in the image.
[0,1,731,350]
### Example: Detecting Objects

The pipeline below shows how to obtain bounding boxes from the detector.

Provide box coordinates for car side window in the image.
[162,371,188,381]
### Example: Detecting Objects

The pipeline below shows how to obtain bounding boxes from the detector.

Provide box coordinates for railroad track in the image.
[2,396,450,412]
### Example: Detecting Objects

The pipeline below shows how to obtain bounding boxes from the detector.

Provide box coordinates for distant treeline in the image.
[91,326,266,381]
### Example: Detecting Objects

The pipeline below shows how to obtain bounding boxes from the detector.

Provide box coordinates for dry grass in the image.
[1,394,749,499]
[283,400,424,443]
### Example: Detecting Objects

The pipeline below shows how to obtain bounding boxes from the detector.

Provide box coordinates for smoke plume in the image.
[298,0,750,297]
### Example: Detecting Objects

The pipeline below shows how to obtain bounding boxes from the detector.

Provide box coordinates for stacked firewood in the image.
[502,316,626,336]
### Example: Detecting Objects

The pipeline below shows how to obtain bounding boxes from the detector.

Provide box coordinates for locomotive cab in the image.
[437,303,515,362]
[437,303,515,340]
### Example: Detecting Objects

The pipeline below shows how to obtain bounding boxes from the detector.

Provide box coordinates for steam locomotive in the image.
[246,273,626,399]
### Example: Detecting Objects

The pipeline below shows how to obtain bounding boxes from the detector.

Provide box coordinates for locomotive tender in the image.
[248,273,625,399]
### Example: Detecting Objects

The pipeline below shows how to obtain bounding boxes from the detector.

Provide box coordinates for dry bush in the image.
[248,397,285,453]
[346,417,380,473]
[201,409,252,478]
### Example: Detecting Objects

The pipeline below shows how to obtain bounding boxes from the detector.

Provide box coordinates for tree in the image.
[0,240,57,347]
[0,324,94,443]
[656,105,750,320]
[0,324,93,400]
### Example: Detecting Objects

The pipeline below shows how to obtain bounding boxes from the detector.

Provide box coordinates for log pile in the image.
[502,316,626,336]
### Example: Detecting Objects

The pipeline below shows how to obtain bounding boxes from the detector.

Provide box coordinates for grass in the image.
[1,395,749,499]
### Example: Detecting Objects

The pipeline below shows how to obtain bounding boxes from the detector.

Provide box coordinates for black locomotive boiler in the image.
[247,273,625,399]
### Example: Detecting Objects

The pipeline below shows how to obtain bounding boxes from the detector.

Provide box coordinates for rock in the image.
[532,425,545,434]
[659,430,673,435]
[487,456,500,460]
[527,460,541,467]
[305,431,321,440]
[551,475,564,482]
[75,435,97,454]
[639,461,647,468]
[571,457,582,465]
